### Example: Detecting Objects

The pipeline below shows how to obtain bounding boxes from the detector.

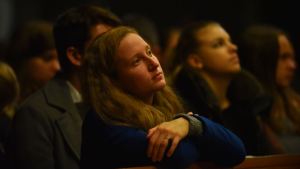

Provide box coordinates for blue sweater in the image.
[80,111,246,169]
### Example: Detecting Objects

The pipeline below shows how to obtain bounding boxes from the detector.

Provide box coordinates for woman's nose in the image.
[147,57,159,71]
[229,42,238,52]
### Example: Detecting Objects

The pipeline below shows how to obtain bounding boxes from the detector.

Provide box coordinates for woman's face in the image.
[115,33,166,103]
[25,49,60,84]
[195,24,240,76]
[276,34,297,88]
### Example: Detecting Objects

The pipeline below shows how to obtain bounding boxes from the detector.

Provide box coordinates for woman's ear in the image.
[187,53,203,69]
[66,47,82,66]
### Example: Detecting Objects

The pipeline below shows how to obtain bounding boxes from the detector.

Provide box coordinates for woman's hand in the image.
[147,117,189,162]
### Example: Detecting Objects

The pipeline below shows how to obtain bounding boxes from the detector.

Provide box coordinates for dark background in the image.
[3,0,299,43]
[1,0,299,67]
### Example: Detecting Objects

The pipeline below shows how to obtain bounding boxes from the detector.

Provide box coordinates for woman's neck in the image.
[143,95,154,105]
[200,72,232,110]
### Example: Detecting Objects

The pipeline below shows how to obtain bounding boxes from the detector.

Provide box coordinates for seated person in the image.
[7,21,60,102]
[0,61,19,168]
[170,21,275,155]
[238,25,300,154]
[80,26,246,169]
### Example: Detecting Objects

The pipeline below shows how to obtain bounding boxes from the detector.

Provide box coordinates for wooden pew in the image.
[119,162,225,169]
[119,167,157,169]
[120,154,300,169]
[234,154,300,169]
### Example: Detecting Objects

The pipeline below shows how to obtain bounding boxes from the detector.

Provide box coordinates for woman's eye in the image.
[132,58,141,66]
[212,40,224,48]
[146,48,153,56]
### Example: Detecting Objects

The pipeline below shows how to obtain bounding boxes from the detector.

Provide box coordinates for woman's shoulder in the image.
[228,69,266,100]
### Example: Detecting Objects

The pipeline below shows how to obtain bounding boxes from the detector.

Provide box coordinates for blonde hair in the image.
[81,26,184,130]
[0,61,19,118]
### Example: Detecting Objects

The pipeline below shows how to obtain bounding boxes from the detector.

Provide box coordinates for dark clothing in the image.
[0,113,12,169]
[80,110,246,169]
[172,66,273,155]
[9,79,83,169]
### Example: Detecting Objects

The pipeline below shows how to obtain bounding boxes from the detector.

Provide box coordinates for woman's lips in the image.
[152,72,163,80]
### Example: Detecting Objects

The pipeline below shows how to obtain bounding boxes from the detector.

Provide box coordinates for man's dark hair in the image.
[53,5,121,76]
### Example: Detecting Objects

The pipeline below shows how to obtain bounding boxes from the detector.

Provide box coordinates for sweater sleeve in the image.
[80,111,199,169]
[173,113,203,136]
[81,110,246,169]
[191,114,246,167]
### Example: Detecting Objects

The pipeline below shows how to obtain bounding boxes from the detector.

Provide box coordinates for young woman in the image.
[80,26,246,169]
[170,21,275,155]
[239,25,300,153]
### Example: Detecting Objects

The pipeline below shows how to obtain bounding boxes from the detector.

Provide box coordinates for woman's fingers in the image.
[148,131,168,162]
[150,134,163,161]
[167,137,180,157]
[147,127,171,162]
[147,119,189,161]
[147,127,157,138]
[155,137,170,161]
[147,130,160,158]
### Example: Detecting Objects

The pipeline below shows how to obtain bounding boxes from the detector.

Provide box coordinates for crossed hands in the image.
[147,113,192,162]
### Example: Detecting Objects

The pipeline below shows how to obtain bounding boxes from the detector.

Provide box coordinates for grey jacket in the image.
[10,79,82,169]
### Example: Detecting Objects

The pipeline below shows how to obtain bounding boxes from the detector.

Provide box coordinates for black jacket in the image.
[172,66,273,155]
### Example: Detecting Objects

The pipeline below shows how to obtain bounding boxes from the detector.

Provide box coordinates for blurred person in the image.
[161,26,181,73]
[9,5,121,169]
[7,21,60,102]
[80,26,246,169]
[239,25,300,154]
[170,21,275,155]
[0,61,19,168]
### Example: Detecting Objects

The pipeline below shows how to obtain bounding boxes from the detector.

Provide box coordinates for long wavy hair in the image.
[81,26,184,130]
[238,25,300,134]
